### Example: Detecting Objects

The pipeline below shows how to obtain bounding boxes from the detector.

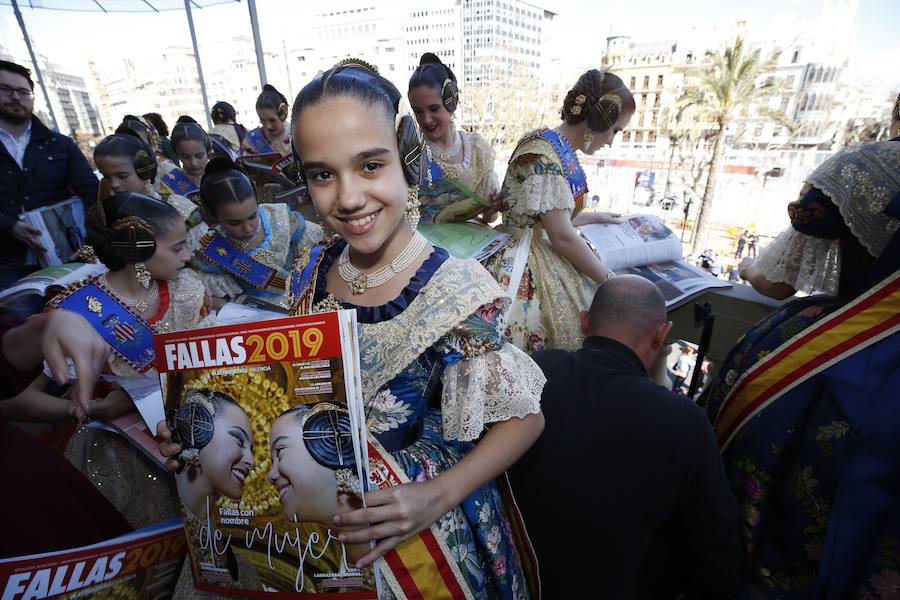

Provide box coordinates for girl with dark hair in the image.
[172,389,262,590]
[163,59,546,600]
[142,112,180,165]
[94,130,209,253]
[209,100,248,154]
[242,84,292,157]
[193,156,322,309]
[157,116,210,199]
[35,192,215,529]
[485,68,635,352]
[409,52,500,221]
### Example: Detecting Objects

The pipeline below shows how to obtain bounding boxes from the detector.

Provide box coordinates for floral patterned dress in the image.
[194,202,321,309]
[706,293,900,599]
[298,242,545,600]
[484,129,596,353]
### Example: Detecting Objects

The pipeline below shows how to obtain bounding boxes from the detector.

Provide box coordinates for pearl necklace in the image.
[101,274,159,313]
[337,232,428,295]
[426,129,461,162]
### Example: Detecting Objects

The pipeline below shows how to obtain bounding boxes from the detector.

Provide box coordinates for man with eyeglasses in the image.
[0,60,98,317]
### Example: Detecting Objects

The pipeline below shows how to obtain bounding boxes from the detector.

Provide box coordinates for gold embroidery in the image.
[355,258,508,400]
[86,295,103,315]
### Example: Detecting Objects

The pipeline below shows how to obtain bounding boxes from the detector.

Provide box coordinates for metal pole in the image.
[11,0,59,132]
[184,0,212,130]
[248,0,267,89]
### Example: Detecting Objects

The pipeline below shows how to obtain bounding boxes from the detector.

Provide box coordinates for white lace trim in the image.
[514,172,575,216]
[300,221,325,249]
[196,269,243,299]
[754,227,840,295]
[185,221,209,255]
[440,343,545,442]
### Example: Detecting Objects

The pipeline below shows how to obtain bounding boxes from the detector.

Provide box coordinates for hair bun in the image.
[204,155,241,176]
[420,52,442,66]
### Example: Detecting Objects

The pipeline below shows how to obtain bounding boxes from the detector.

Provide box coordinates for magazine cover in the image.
[153,311,376,598]
[0,519,185,600]
[418,222,510,262]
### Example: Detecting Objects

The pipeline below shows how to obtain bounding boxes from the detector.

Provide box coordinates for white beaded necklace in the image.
[426,129,461,162]
[337,232,428,295]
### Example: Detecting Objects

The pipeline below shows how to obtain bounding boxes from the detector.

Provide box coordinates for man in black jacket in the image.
[0,60,98,315]
[509,275,742,599]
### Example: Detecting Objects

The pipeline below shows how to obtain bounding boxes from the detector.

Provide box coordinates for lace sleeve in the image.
[435,298,545,441]
[193,268,243,299]
[754,226,840,295]
[506,154,575,216]
[440,343,545,442]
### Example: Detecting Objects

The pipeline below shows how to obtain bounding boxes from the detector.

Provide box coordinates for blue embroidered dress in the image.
[296,242,545,600]
[194,203,321,308]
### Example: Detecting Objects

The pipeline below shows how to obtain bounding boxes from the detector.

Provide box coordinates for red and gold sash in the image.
[715,270,900,449]
[366,438,475,600]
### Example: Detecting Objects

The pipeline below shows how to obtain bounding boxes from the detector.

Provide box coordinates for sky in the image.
[0,0,897,85]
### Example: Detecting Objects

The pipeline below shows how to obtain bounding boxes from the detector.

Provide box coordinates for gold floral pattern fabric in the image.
[431,131,500,198]
[484,131,595,353]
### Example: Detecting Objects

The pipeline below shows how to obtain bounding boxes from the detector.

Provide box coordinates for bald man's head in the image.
[587,275,667,337]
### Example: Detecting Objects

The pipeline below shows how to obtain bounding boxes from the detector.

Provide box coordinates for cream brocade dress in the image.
[433,130,500,198]
[64,269,216,530]
[484,132,597,353]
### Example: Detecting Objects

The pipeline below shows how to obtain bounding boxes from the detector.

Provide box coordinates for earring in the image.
[406,185,421,231]
[135,262,151,289]
[583,130,594,152]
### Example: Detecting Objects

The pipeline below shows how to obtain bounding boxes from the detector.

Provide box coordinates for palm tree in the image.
[678,37,791,254]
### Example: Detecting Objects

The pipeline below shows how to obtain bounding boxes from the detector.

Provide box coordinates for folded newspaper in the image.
[154,311,376,597]
[20,197,87,268]
[578,214,730,309]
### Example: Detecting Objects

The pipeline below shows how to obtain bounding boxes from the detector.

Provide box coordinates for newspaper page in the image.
[0,263,106,307]
[154,311,376,598]
[21,198,87,268]
[0,519,185,600]
[618,259,731,309]
[578,214,683,271]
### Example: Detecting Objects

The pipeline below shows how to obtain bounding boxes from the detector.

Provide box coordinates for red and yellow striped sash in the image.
[367,439,474,600]
[715,270,900,449]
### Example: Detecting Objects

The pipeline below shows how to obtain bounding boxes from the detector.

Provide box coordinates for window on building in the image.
[640,93,647,105]
[643,75,650,88]
[648,131,657,143]
[657,74,663,87]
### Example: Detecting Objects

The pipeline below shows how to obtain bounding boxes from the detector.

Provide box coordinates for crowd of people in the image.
[0,50,898,599]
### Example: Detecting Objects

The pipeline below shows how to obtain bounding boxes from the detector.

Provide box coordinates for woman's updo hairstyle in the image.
[120,114,159,150]
[95,130,158,182]
[171,115,211,152]
[292,58,427,188]
[256,84,289,122]
[200,156,256,219]
[282,402,356,471]
[170,389,240,474]
[408,52,459,113]
[142,112,169,137]
[86,192,180,271]
[561,69,635,133]
[211,101,237,124]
